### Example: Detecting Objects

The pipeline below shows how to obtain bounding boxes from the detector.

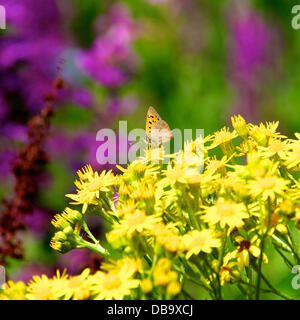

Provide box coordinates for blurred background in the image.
[0,0,299,299]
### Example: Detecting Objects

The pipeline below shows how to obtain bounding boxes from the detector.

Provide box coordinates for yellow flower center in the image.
[269,141,284,153]
[103,274,122,290]
[207,160,223,171]
[167,167,185,181]
[216,202,235,217]
[259,177,276,190]
[68,277,83,289]
[88,177,103,192]
[132,162,147,174]
[34,285,52,300]
[192,235,206,247]
[294,145,300,160]
[127,211,146,226]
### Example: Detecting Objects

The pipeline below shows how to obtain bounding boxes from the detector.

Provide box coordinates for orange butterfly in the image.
[146,106,173,147]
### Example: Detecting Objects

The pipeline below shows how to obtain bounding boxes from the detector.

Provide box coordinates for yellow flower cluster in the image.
[2,115,300,300]
[0,259,141,300]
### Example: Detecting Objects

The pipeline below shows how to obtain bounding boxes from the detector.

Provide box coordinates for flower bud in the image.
[231,115,248,139]
[141,279,153,294]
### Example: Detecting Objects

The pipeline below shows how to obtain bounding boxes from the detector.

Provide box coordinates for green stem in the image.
[82,221,99,245]
[260,272,295,300]
[78,239,109,257]
[273,245,294,269]
[216,227,228,299]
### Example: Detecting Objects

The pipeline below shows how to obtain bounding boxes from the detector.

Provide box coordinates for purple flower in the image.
[72,89,93,108]
[230,11,272,84]
[77,3,137,87]
[23,208,51,236]
[0,123,28,142]
[227,2,279,120]
[0,0,65,113]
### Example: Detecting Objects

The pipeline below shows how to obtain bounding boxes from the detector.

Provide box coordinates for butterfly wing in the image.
[146,106,161,140]
[150,120,173,145]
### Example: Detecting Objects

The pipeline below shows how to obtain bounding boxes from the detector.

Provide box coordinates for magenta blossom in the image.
[77,3,138,87]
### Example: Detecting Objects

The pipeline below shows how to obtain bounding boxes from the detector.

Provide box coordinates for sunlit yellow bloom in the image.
[247,174,289,201]
[153,223,183,252]
[225,236,268,271]
[248,122,285,146]
[183,229,221,259]
[221,172,249,199]
[206,156,229,175]
[279,199,295,216]
[131,183,155,202]
[115,199,136,218]
[26,271,67,300]
[210,127,238,155]
[101,257,143,277]
[51,208,82,230]
[174,146,204,168]
[54,268,90,300]
[214,259,239,286]
[0,281,27,300]
[66,165,116,213]
[167,281,181,296]
[117,161,159,181]
[89,269,140,300]
[231,114,248,139]
[153,258,178,287]
[285,133,300,169]
[202,198,249,229]
[258,138,289,159]
[159,163,201,187]
[141,279,153,293]
[107,210,162,240]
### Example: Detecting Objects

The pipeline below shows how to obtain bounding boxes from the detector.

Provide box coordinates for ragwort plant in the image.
[1,115,300,300]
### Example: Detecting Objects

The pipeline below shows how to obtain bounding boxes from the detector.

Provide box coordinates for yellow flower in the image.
[225,236,268,271]
[153,258,178,287]
[53,268,91,300]
[117,161,159,181]
[0,281,27,300]
[210,127,238,155]
[141,279,153,293]
[248,122,285,146]
[247,174,289,201]
[221,172,249,199]
[89,269,140,300]
[183,229,221,259]
[285,133,300,169]
[160,163,200,188]
[101,257,142,277]
[206,156,229,175]
[231,114,248,139]
[167,281,181,296]
[202,198,249,229]
[218,262,239,286]
[26,272,67,300]
[153,223,183,252]
[131,183,155,202]
[50,229,74,253]
[279,199,295,216]
[114,200,135,218]
[258,138,289,160]
[107,210,162,241]
[66,165,116,213]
